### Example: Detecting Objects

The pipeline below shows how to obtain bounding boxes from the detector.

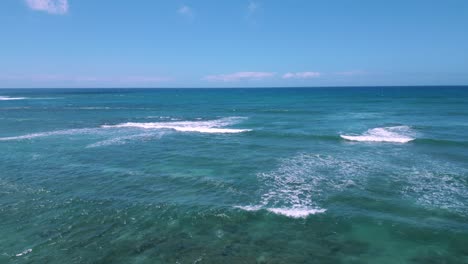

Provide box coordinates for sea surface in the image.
[1,87,467,263]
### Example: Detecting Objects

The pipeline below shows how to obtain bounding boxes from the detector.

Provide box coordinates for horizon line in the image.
[1,84,468,89]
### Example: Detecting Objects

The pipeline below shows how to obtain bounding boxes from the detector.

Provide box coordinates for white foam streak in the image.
[401,162,468,216]
[267,208,326,218]
[15,249,32,257]
[234,154,368,218]
[0,128,97,141]
[235,205,262,211]
[102,117,251,134]
[236,205,326,218]
[0,117,250,141]
[0,96,27,101]
[86,132,164,148]
[0,96,58,101]
[340,126,415,143]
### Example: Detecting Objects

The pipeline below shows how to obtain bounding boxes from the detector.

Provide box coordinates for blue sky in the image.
[1,0,467,88]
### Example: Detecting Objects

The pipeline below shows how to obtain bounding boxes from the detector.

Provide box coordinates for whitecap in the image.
[340,126,415,143]
[15,249,32,257]
[30,97,61,100]
[267,208,326,218]
[0,96,59,101]
[0,117,250,142]
[101,117,251,134]
[235,205,326,218]
[0,96,27,101]
[234,205,262,211]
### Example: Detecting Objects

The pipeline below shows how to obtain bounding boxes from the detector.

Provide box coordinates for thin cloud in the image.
[248,1,259,14]
[0,74,171,83]
[178,5,193,18]
[203,72,275,82]
[110,76,172,83]
[336,70,367,76]
[25,0,68,15]
[282,72,321,79]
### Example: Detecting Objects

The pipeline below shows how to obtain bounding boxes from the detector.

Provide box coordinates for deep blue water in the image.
[1,87,467,263]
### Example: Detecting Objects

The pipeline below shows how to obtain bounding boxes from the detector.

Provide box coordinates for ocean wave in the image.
[267,208,326,218]
[0,117,250,142]
[101,117,251,134]
[235,205,326,218]
[0,96,60,101]
[235,205,262,211]
[0,96,27,101]
[0,128,100,141]
[340,126,415,143]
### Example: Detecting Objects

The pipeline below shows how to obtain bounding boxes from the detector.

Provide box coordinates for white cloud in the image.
[25,0,68,15]
[203,72,275,82]
[282,72,321,79]
[178,5,193,17]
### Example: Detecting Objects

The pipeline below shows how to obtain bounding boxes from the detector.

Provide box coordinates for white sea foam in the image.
[235,205,326,218]
[236,154,367,218]
[86,132,165,148]
[0,96,60,101]
[15,249,32,257]
[401,160,468,216]
[267,208,326,218]
[0,117,250,142]
[340,126,415,143]
[0,128,99,141]
[76,107,111,110]
[101,117,251,134]
[235,205,262,211]
[0,96,27,101]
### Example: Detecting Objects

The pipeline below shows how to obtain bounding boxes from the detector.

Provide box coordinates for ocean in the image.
[1,87,467,263]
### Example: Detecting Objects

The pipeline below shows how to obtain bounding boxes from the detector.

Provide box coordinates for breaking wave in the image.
[0,117,251,142]
[236,205,326,218]
[101,117,251,134]
[0,96,27,101]
[266,208,327,218]
[340,126,415,143]
[0,96,59,101]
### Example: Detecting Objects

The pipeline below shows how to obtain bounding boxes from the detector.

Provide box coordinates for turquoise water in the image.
[1,87,467,263]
